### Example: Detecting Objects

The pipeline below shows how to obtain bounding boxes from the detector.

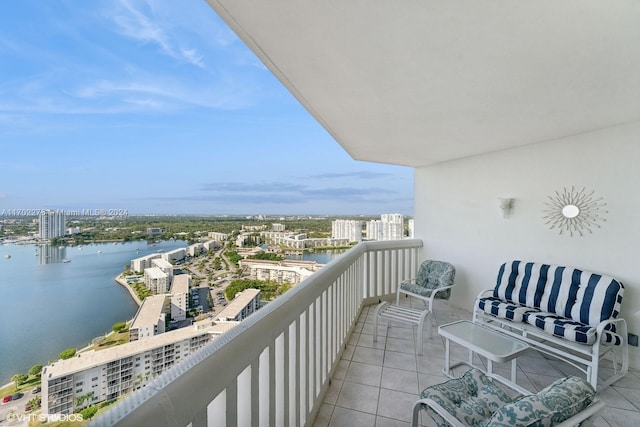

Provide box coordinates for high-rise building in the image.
[331,219,362,242]
[39,210,66,239]
[366,219,383,241]
[381,213,405,241]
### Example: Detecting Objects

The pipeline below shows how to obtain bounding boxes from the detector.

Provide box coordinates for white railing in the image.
[92,240,423,427]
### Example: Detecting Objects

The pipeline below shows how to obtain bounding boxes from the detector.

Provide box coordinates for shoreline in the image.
[114,276,142,307]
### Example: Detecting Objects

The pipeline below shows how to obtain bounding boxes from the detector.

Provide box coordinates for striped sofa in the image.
[473,260,629,391]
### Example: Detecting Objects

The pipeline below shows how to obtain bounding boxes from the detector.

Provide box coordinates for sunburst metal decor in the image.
[542,186,607,237]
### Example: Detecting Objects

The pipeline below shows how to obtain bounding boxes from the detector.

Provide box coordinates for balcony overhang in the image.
[206,0,640,167]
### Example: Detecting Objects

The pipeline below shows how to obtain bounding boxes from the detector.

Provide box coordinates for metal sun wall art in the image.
[542,186,607,237]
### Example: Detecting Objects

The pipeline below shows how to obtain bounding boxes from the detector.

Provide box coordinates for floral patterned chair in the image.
[411,368,605,427]
[397,260,456,311]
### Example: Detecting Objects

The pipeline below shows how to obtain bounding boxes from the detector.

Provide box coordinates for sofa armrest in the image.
[596,317,628,344]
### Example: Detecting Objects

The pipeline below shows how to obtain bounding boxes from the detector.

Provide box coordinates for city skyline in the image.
[0,0,413,216]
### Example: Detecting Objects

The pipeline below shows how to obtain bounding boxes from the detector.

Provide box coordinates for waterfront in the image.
[0,240,186,384]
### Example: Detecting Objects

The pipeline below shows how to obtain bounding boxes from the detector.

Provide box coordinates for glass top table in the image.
[438,320,529,381]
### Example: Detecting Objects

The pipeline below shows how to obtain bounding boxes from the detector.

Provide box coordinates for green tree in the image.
[26,396,40,411]
[75,391,95,409]
[60,348,76,360]
[248,252,284,261]
[79,405,99,419]
[28,364,43,377]
[112,321,127,333]
[11,373,28,391]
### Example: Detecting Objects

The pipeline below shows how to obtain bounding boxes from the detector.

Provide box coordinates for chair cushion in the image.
[476,297,539,322]
[494,261,624,327]
[524,312,622,345]
[483,376,595,427]
[419,368,512,427]
[404,260,455,300]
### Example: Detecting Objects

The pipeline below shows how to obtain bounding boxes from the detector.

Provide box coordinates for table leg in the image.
[487,359,493,376]
[444,338,450,377]
[511,359,517,382]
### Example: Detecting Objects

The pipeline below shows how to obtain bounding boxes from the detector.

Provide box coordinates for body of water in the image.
[288,249,347,264]
[0,240,186,384]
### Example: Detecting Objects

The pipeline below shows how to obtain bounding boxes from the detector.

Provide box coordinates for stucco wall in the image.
[414,122,640,369]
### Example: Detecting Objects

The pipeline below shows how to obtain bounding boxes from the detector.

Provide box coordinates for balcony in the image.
[93,240,640,426]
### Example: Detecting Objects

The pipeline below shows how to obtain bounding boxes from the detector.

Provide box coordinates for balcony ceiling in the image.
[206,1,640,167]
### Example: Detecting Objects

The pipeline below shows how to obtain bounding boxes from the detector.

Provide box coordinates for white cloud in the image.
[110,0,206,68]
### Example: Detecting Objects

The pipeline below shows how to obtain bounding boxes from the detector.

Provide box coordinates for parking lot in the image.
[0,387,39,425]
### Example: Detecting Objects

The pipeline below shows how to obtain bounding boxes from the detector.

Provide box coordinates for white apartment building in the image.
[272,223,285,232]
[129,295,168,342]
[239,259,321,285]
[365,220,383,241]
[41,321,237,415]
[130,253,161,272]
[187,242,204,257]
[203,240,219,251]
[408,218,415,238]
[146,227,162,237]
[152,258,174,278]
[241,225,267,231]
[331,219,363,242]
[216,289,261,321]
[207,232,229,241]
[170,274,191,322]
[381,213,404,240]
[39,210,66,239]
[162,247,186,263]
[144,267,170,294]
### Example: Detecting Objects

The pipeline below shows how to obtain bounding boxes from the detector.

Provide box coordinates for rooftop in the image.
[44,321,238,378]
[130,295,167,330]
[216,288,260,321]
[144,266,168,280]
[171,274,191,295]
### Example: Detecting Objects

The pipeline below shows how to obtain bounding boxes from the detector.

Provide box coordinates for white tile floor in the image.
[313,298,640,427]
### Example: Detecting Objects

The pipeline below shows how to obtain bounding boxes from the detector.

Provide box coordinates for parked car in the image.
[2,395,11,403]
[11,392,23,400]
[32,386,41,394]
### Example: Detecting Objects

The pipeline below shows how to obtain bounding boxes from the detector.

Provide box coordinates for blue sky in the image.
[0,0,413,216]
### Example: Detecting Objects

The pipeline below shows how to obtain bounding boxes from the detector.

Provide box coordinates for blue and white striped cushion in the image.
[524,312,622,345]
[476,297,539,322]
[494,261,624,327]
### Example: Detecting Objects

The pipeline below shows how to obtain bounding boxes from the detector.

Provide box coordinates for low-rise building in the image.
[202,240,219,251]
[143,267,170,294]
[207,232,229,242]
[162,247,186,263]
[170,274,191,322]
[216,289,261,322]
[152,258,174,278]
[41,321,237,415]
[131,253,161,272]
[187,243,204,257]
[146,227,162,237]
[239,259,321,285]
[129,295,169,342]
